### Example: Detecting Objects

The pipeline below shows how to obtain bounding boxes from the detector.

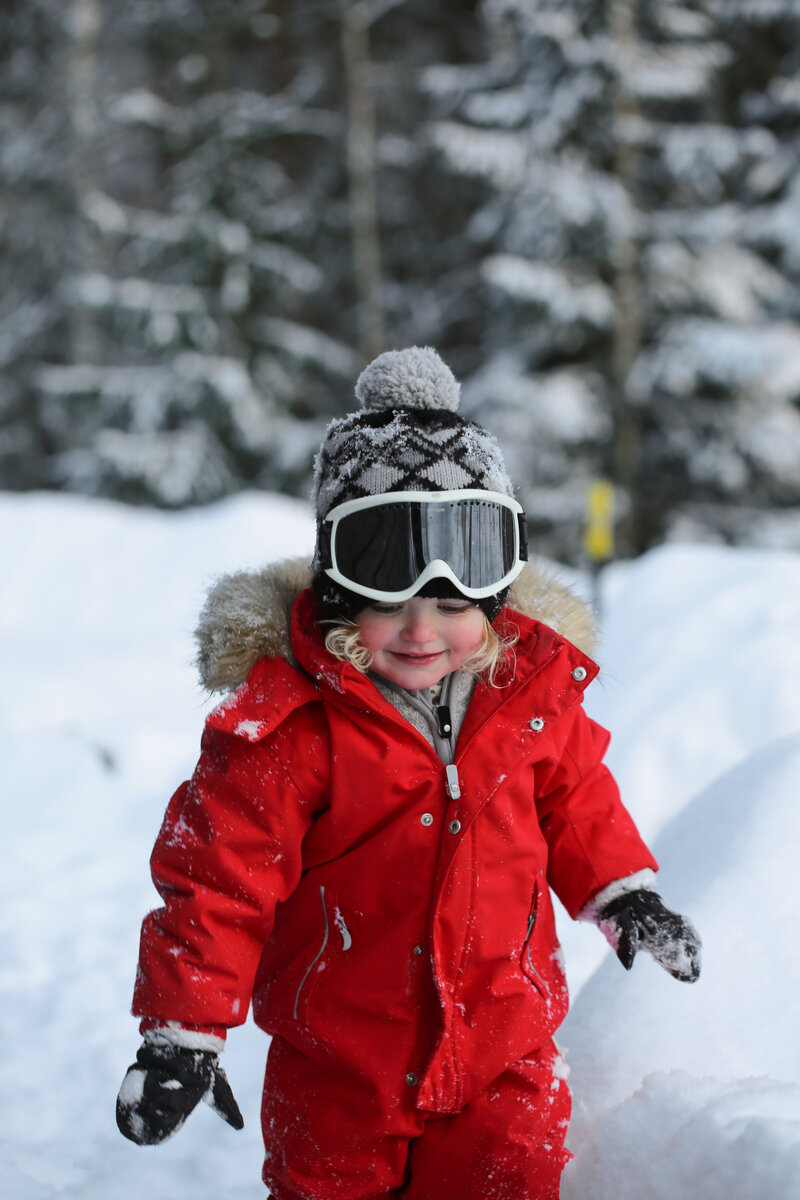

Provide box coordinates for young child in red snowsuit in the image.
[117,347,701,1200]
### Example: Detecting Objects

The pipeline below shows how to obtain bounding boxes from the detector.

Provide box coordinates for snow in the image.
[644,241,787,323]
[622,42,733,103]
[2,491,799,1197]
[482,256,615,329]
[628,318,800,408]
[429,121,528,189]
[250,316,360,377]
[110,90,183,133]
[73,273,206,314]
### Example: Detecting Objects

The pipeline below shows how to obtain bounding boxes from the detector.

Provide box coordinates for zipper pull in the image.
[435,704,453,739]
[445,763,461,800]
[335,910,352,951]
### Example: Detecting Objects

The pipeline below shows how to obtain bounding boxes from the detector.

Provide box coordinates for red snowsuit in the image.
[133,587,657,1199]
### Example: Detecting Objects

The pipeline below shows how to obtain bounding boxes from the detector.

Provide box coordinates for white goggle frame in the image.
[322,488,527,603]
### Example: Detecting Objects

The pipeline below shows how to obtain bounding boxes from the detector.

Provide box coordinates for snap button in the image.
[405,1072,419,1086]
[529,717,545,731]
[572,666,587,682]
[413,944,425,956]
[448,819,461,835]
[420,813,434,826]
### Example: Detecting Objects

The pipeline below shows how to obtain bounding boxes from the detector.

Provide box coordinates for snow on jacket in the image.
[132,560,657,1115]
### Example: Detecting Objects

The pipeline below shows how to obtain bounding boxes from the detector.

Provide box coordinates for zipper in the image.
[435,703,453,740]
[339,692,449,772]
[293,886,351,1020]
[525,887,537,945]
[445,763,461,799]
[334,647,561,836]
[332,640,564,777]
[293,885,330,1019]
[522,884,548,995]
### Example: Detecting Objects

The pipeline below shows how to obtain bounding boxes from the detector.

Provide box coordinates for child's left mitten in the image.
[116,1038,244,1145]
[599,888,702,982]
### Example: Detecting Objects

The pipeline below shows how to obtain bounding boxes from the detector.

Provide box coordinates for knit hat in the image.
[311,346,518,622]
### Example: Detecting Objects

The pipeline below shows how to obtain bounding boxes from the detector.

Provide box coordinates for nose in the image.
[400,605,437,644]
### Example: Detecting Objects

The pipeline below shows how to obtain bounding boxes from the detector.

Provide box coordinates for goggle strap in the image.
[517,511,529,562]
[318,520,332,570]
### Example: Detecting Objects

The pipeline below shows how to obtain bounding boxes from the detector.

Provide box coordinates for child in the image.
[117,347,701,1199]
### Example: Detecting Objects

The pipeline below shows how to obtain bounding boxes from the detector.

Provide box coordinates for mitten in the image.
[599,888,702,982]
[116,1039,244,1145]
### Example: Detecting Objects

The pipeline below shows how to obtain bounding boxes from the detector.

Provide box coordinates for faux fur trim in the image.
[195,558,310,693]
[195,557,598,694]
[507,563,598,660]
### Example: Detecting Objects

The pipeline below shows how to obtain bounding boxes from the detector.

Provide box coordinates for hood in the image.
[195,557,598,694]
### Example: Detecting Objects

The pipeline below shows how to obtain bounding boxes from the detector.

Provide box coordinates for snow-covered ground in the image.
[1,490,798,1198]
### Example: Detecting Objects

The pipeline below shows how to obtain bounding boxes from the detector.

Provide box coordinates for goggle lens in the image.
[332,499,519,595]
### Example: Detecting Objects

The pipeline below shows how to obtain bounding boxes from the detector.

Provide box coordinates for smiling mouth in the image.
[390,651,443,665]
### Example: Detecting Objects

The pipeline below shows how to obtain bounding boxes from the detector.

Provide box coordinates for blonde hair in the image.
[324,611,517,688]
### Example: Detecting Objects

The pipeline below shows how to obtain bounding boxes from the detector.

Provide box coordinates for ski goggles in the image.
[317,489,528,602]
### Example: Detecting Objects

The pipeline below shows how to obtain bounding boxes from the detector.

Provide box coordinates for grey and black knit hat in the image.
[311,346,517,622]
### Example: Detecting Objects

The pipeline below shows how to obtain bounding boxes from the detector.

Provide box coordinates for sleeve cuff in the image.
[140,1020,227,1053]
[578,868,658,924]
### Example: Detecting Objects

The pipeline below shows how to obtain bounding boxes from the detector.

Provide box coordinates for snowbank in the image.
[559,543,800,1197]
[586,542,800,844]
[1,492,798,1198]
[562,735,800,1198]
[565,1072,800,1200]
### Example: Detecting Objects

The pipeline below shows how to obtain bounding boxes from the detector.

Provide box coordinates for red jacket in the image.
[133,586,656,1114]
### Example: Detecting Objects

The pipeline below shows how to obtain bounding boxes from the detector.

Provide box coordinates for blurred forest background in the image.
[2,0,800,561]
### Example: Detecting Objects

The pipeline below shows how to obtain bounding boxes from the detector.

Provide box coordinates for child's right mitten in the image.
[116,1038,244,1145]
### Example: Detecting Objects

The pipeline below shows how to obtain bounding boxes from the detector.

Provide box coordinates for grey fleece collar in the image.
[369,669,477,764]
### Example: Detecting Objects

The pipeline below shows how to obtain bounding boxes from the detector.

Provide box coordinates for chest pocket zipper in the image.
[293,885,351,1019]
[521,884,548,997]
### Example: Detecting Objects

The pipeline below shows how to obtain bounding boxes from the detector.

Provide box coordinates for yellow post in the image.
[584,479,615,564]
[584,480,615,620]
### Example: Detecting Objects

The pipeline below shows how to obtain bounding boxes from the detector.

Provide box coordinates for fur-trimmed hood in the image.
[195,557,598,694]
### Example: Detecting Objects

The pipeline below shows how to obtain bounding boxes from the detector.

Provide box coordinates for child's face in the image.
[355,596,486,689]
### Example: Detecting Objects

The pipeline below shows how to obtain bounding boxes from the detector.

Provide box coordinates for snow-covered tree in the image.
[25,0,362,506]
[629,0,800,550]
[412,0,622,557]
[0,0,74,489]
[423,0,800,556]
[4,0,800,558]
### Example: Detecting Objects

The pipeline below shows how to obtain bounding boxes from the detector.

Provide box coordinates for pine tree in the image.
[0,0,74,489]
[28,0,360,506]
[4,0,800,557]
[420,0,625,559]
[424,0,800,557]
[628,0,800,549]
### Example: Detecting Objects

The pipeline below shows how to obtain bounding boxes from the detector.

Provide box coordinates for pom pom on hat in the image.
[355,346,460,413]
[312,344,515,521]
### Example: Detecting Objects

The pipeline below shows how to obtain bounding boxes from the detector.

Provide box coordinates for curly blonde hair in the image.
[324,611,516,688]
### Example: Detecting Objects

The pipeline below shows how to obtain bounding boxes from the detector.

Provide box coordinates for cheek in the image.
[355,616,392,656]
[450,615,487,655]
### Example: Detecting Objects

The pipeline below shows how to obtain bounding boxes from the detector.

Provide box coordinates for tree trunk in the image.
[68,0,103,364]
[340,0,384,363]
[609,0,644,555]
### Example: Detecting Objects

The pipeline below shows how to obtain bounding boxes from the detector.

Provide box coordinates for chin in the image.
[397,669,447,689]
[378,655,450,689]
